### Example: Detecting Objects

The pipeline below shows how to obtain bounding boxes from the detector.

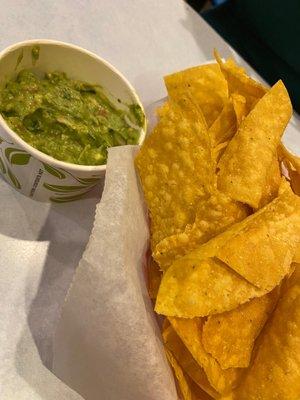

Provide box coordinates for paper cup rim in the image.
[0,39,146,173]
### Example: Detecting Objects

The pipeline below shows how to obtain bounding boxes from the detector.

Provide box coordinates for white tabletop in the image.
[0,1,299,399]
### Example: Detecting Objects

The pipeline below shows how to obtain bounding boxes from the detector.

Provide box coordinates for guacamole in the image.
[0,69,144,165]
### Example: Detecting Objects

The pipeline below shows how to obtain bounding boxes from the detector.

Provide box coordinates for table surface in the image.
[0,1,299,399]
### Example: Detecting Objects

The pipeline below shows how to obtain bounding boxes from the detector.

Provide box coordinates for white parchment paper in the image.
[53,146,177,400]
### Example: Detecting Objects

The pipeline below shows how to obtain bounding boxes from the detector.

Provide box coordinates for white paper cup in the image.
[0,39,146,202]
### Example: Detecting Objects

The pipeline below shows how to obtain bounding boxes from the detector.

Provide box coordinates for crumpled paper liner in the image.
[53,145,177,400]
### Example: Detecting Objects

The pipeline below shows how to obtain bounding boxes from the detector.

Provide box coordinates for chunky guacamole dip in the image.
[0,69,144,165]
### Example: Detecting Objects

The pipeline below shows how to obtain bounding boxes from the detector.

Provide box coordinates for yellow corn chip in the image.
[278,176,291,195]
[153,190,249,270]
[295,246,300,264]
[168,317,242,395]
[221,267,300,400]
[165,349,193,400]
[163,324,218,398]
[202,288,280,369]
[217,185,300,291]
[213,141,229,164]
[156,184,300,317]
[289,169,300,196]
[147,257,162,299]
[136,97,213,247]
[155,254,266,318]
[214,50,267,112]
[217,80,292,208]
[208,94,246,150]
[257,155,281,208]
[209,94,246,163]
[166,348,213,400]
[156,101,170,120]
[231,93,247,125]
[209,100,237,147]
[164,63,228,127]
[190,381,214,400]
[279,143,300,196]
[279,143,300,173]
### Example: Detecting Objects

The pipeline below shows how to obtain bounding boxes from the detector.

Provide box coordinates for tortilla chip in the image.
[231,93,247,125]
[294,245,300,264]
[165,349,193,400]
[135,97,213,247]
[278,176,291,195]
[156,101,170,120]
[217,185,300,291]
[153,190,249,270]
[213,141,230,164]
[202,288,280,369]
[164,63,228,127]
[166,347,213,400]
[289,169,300,196]
[147,257,162,299]
[222,267,300,400]
[217,80,292,208]
[294,249,300,272]
[163,324,218,398]
[257,155,281,208]
[190,381,214,400]
[156,184,300,315]
[214,50,267,112]
[168,317,242,395]
[279,143,300,196]
[209,94,246,163]
[155,254,266,318]
[279,143,300,174]
[209,100,237,147]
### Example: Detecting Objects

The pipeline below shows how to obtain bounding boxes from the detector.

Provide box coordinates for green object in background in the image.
[202,0,300,113]
[0,69,143,166]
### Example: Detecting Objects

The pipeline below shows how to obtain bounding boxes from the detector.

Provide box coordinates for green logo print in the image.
[42,163,66,179]
[0,156,6,174]
[0,144,30,190]
[7,167,21,189]
[42,164,101,202]
[5,147,31,165]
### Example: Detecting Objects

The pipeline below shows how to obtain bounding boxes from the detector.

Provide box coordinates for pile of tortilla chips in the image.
[136,52,300,400]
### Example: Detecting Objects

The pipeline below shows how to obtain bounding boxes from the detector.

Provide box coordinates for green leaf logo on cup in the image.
[0,40,146,202]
